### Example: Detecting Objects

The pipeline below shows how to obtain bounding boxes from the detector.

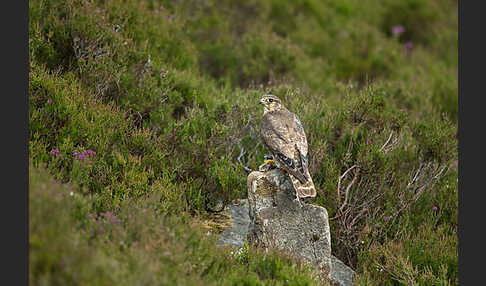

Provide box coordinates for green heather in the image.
[29,0,458,285]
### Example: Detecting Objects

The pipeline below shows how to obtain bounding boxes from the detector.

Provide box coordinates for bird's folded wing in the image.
[261,111,309,184]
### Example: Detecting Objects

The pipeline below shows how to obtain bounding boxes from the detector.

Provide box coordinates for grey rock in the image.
[246,169,333,280]
[218,198,355,285]
[330,256,355,286]
[216,168,355,286]
[217,199,250,248]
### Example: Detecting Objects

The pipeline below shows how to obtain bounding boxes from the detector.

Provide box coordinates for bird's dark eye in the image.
[268,99,273,103]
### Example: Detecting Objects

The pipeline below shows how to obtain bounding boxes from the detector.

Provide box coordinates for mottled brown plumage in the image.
[259,94,317,198]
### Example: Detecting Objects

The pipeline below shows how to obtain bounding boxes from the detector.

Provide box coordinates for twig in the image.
[407,163,423,188]
[349,207,368,228]
[338,167,360,213]
[340,165,358,181]
[237,142,253,173]
[380,131,394,152]
[434,165,449,179]
[396,163,447,216]
[330,207,352,221]
[337,165,358,198]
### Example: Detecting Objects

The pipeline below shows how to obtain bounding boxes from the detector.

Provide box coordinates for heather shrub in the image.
[29,0,457,284]
[30,165,320,285]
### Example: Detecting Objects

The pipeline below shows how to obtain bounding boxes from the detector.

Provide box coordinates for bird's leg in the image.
[258,160,276,172]
[270,157,287,172]
[259,155,277,172]
[271,157,288,173]
[263,159,276,166]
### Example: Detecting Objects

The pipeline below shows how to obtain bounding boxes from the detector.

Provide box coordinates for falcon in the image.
[258,94,317,199]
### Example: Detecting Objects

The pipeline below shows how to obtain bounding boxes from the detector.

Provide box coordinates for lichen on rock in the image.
[246,169,333,281]
[217,168,355,285]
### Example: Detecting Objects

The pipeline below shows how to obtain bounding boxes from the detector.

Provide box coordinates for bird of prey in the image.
[258,94,317,199]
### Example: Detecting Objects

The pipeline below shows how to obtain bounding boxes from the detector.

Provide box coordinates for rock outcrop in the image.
[330,256,355,286]
[246,169,333,280]
[216,168,355,285]
[216,199,250,248]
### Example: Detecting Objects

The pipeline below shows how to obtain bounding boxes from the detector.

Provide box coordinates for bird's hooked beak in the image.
[259,99,264,105]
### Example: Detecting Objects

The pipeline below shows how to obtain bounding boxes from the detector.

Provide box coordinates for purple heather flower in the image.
[432,206,438,211]
[384,216,392,221]
[405,41,413,50]
[47,99,52,104]
[391,25,405,35]
[73,152,78,156]
[87,213,95,219]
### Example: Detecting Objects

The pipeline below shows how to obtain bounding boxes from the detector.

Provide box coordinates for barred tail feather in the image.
[289,172,317,198]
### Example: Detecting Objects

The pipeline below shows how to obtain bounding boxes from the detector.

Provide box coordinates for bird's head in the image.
[259,94,283,113]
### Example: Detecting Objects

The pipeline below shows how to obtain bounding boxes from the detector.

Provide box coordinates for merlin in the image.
[259,94,317,198]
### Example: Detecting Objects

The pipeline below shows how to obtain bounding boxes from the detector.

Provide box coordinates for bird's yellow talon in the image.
[263,159,276,166]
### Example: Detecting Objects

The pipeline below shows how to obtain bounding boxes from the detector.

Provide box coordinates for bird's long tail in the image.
[289,172,317,198]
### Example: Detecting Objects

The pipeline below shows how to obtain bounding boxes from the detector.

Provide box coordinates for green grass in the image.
[30,164,320,285]
[29,0,458,284]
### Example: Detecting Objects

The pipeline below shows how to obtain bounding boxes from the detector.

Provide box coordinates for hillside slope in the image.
[29,0,458,284]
